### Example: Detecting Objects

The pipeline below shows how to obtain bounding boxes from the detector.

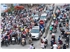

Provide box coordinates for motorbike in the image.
[28,37,32,44]
[50,30,52,34]
[4,39,9,47]
[17,37,21,44]
[21,38,26,46]
[52,28,57,33]
[1,39,4,47]
[41,27,45,34]
[44,39,48,48]
[11,37,16,45]
[63,22,65,27]
[66,26,69,30]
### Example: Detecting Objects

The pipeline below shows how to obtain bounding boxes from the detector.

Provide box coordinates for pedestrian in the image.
[63,44,66,49]
[29,44,35,49]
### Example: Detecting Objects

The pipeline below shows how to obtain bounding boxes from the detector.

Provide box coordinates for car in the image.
[30,26,40,40]
[32,14,39,21]
[40,13,47,20]
[40,13,47,23]
[48,6,53,11]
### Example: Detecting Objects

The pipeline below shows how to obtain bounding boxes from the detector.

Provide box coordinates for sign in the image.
[39,20,44,24]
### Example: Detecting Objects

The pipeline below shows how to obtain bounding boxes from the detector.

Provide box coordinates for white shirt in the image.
[51,22,54,25]
[41,43,45,48]
[53,44,58,49]
[30,45,34,49]
[42,38,46,42]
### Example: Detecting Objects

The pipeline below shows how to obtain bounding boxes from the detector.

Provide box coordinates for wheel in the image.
[12,42,15,45]
[6,43,8,47]
[37,36,40,40]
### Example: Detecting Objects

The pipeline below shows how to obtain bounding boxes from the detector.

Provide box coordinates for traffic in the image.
[1,4,70,49]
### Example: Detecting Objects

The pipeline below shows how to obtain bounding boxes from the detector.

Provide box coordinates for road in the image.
[1,4,69,49]
[1,4,55,49]
[0,15,52,49]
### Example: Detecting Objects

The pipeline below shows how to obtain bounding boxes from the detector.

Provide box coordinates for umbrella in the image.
[14,6,24,10]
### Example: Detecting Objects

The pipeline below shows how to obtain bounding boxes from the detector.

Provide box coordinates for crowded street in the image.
[1,4,70,49]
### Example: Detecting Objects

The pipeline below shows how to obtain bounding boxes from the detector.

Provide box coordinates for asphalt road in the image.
[0,16,51,49]
[1,4,67,49]
[0,4,56,49]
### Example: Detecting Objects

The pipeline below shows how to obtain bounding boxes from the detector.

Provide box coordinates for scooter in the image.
[28,37,32,44]
[50,30,52,34]
[44,39,48,48]
[66,26,69,30]
[11,37,16,45]
[41,27,45,34]
[4,39,9,47]
[16,36,21,44]
[21,38,26,46]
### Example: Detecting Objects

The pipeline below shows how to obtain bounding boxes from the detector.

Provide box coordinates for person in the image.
[42,37,46,43]
[66,22,69,29]
[61,28,65,36]
[51,33,55,42]
[58,36,61,42]
[65,35,69,46]
[41,42,45,49]
[28,32,32,44]
[53,42,58,49]
[50,38,55,46]
[4,35,9,45]
[30,44,35,49]
[59,22,62,28]
[57,45,61,49]
[51,22,54,26]
[58,39,63,45]
[63,44,66,49]
[49,25,53,34]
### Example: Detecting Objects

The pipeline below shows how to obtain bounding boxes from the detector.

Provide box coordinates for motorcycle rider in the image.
[51,33,55,42]
[28,32,32,44]
[4,35,9,46]
[41,37,48,48]
[65,35,69,47]
[49,25,53,34]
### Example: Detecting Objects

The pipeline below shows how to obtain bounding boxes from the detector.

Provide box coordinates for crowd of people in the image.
[1,5,39,46]
[1,4,51,47]
[1,4,70,49]
[49,5,70,49]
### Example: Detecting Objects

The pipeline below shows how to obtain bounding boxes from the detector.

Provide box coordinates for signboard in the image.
[39,20,44,24]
